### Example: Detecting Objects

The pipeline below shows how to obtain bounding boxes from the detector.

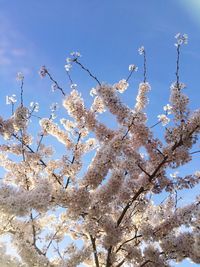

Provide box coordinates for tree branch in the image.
[90,235,100,267]
[74,59,101,86]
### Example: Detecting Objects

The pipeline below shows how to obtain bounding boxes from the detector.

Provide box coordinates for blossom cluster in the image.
[0,34,199,267]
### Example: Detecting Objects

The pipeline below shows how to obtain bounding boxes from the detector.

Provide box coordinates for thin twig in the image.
[20,78,24,107]
[150,120,162,129]
[190,150,200,155]
[11,103,14,115]
[140,260,155,267]
[143,49,147,83]
[44,227,61,255]
[116,234,142,253]
[12,133,63,186]
[46,71,66,96]
[65,132,82,189]
[74,59,101,86]
[175,44,180,87]
[65,70,74,86]
[116,258,125,267]
[137,163,151,178]
[36,133,45,152]
[126,70,134,82]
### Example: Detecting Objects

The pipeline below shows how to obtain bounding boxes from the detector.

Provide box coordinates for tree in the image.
[0,33,199,267]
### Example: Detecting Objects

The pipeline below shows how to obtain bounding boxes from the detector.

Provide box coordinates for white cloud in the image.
[0,15,34,74]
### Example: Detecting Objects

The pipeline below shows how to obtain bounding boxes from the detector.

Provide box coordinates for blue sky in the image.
[0,0,200,266]
[0,0,200,119]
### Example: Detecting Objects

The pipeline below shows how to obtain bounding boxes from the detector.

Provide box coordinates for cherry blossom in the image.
[0,34,199,267]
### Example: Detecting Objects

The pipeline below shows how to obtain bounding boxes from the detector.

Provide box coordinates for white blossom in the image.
[51,83,58,92]
[90,88,97,97]
[135,82,151,112]
[158,114,170,126]
[38,66,47,78]
[0,34,199,267]
[64,63,72,72]
[138,45,145,55]
[163,103,172,114]
[113,79,129,93]
[70,51,81,57]
[175,33,188,46]
[70,83,77,90]
[66,57,72,63]
[128,64,138,72]
[170,171,179,178]
[30,102,39,112]
[6,95,17,105]
[16,72,24,81]
[195,171,200,177]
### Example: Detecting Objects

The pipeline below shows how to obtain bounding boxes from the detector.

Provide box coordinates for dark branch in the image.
[90,235,100,267]
[74,59,101,86]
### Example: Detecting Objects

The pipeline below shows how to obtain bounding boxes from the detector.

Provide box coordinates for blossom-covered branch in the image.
[0,33,199,267]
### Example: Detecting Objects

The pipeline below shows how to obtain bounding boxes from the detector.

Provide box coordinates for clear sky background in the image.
[0,0,200,266]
